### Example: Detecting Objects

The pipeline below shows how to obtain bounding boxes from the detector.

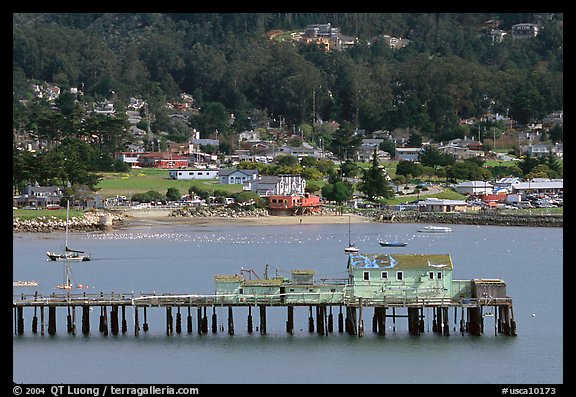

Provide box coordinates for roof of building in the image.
[349,253,453,270]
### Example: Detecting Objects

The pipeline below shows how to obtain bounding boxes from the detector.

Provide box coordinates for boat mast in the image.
[65,199,69,251]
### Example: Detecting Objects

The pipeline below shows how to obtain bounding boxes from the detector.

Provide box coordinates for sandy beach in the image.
[122,209,372,227]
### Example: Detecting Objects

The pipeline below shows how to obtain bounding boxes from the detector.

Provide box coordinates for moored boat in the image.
[379,241,407,247]
[418,226,452,233]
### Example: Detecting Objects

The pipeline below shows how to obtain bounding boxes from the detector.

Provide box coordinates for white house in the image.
[218,169,259,185]
[247,174,306,196]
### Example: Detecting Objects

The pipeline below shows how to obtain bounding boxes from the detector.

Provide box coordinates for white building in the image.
[218,169,259,185]
[454,181,493,195]
[168,169,219,180]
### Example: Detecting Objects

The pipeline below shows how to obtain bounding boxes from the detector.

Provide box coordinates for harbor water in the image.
[13,221,563,384]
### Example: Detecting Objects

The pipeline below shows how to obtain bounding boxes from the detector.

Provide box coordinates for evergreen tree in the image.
[358,148,394,201]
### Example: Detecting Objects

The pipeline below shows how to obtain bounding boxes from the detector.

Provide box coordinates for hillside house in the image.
[218,169,259,185]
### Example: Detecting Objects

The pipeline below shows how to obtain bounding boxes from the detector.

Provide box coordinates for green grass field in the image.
[96,168,242,198]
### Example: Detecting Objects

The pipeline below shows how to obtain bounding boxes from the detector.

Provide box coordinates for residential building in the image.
[248,174,306,196]
[218,169,259,185]
[137,152,190,168]
[511,23,540,39]
[395,147,423,162]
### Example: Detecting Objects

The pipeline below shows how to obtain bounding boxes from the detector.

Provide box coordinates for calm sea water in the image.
[12,221,563,384]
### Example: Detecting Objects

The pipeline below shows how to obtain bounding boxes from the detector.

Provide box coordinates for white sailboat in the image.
[46,200,91,262]
[344,215,359,254]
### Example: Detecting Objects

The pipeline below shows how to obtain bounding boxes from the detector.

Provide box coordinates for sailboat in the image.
[46,200,91,262]
[344,215,359,254]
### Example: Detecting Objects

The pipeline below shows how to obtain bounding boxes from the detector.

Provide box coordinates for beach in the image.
[123,210,372,227]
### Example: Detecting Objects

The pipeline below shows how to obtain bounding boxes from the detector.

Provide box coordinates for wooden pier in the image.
[12,252,517,338]
[12,291,516,337]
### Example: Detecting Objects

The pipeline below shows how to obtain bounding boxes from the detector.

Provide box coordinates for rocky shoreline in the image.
[369,210,563,227]
[13,207,562,232]
[12,211,127,233]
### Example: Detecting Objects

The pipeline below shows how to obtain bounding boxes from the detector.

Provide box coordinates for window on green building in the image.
[397,271,403,281]
[363,271,370,281]
[381,271,388,279]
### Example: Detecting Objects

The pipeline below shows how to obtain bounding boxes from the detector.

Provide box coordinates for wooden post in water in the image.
[176,307,182,334]
[227,306,234,336]
[467,307,481,336]
[443,307,450,336]
[17,306,24,335]
[121,306,127,334]
[510,305,517,336]
[308,306,314,333]
[408,307,420,335]
[392,307,396,332]
[202,307,208,334]
[197,307,203,335]
[358,299,363,337]
[186,307,192,334]
[32,306,38,334]
[67,306,72,334]
[211,306,217,333]
[247,306,253,334]
[40,306,44,336]
[286,306,294,335]
[71,306,76,336]
[48,306,56,335]
[166,306,173,336]
[134,306,139,336]
[111,305,119,335]
[259,305,267,335]
[143,306,149,332]
[338,306,344,333]
[420,307,425,334]
[328,306,333,333]
[82,305,90,335]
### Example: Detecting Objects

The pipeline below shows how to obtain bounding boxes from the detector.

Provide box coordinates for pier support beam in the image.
[176,307,182,334]
[121,306,127,334]
[186,307,192,334]
[228,306,234,336]
[211,307,217,334]
[197,307,203,335]
[82,305,90,335]
[467,307,482,336]
[202,307,208,334]
[259,305,267,335]
[247,306,253,334]
[328,306,333,333]
[48,306,56,335]
[286,306,294,335]
[308,306,314,333]
[32,307,38,334]
[166,307,173,336]
[143,307,149,332]
[17,306,24,335]
[134,306,139,336]
[408,307,420,335]
[338,306,343,333]
[111,305,119,336]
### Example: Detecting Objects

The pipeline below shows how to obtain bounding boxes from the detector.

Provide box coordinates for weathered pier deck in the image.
[13,252,517,338]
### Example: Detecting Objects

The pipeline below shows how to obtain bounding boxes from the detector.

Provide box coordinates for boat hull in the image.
[379,241,407,247]
[46,252,91,261]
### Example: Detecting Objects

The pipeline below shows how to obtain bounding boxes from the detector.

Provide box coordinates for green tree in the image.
[166,187,182,202]
[358,148,394,201]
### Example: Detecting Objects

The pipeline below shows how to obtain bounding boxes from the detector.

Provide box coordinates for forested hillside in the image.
[13,12,563,140]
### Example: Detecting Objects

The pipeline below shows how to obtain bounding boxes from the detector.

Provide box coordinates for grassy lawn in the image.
[96,168,242,198]
[13,208,85,221]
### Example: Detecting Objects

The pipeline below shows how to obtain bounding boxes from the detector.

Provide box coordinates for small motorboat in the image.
[418,226,452,233]
[379,241,407,247]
